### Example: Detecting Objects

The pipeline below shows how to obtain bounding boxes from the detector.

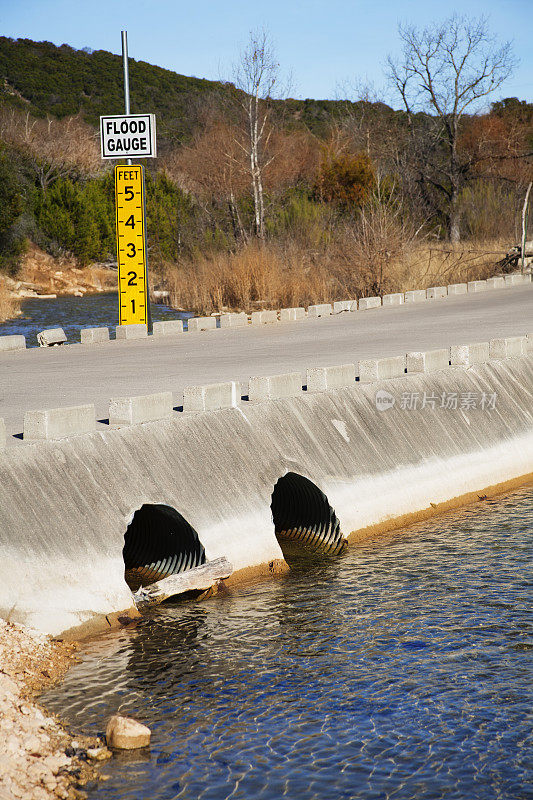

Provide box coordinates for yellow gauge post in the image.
[115,164,148,325]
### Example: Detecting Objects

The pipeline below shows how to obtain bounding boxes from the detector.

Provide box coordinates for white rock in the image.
[106,715,151,750]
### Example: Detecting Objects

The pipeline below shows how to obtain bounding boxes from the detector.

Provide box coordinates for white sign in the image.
[100,114,157,159]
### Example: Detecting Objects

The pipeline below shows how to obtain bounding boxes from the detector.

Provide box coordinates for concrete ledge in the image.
[358,296,381,310]
[116,324,147,340]
[450,342,490,366]
[183,382,239,412]
[251,310,277,325]
[382,293,403,306]
[307,364,356,393]
[152,320,183,337]
[333,300,356,313]
[358,355,406,383]
[404,290,426,303]
[308,304,332,318]
[80,327,109,344]
[249,373,302,402]
[220,313,248,328]
[23,404,95,441]
[188,317,217,332]
[279,307,305,322]
[0,334,26,352]
[37,328,67,346]
[447,283,467,295]
[109,392,174,426]
[426,286,447,300]
[467,280,486,293]
[489,336,527,359]
[0,418,5,450]
[406,349,450,373]
[486,277,505,290]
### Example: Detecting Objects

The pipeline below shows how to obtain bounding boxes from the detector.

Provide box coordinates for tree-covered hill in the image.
[0,36,234,140]
[0,36,396,141]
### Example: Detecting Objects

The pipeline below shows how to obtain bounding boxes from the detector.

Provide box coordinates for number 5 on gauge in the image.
[115,165,148,325]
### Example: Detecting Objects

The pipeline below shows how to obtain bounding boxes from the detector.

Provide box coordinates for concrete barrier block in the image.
[450,342,490,366]
[279,307,306,322]
[307,363,356,393]
[406,349,450,373]
[249,372,302,402]
[116,324,147,340]
[80,327,109,344]
[109,392,174,426]
[404,290,426,303]
[251,310,278,325]
[382,293,403,306]
[486,277,505,290]
[489,336,527,359]
[219,313,248,328]
[358,355,405,383]
[447,283,467,295]
[152,320,184,337]
[0,334,26,352]
[333,301,355,313]
[183,382,240,412]
[467,280,486,293]
[24,404,95,441]
[0,418,5,450]
[504,273,531,286]
[308,304,332,318]
[37,328,67,347]
[426,286,447,300]
[187,316,217,332]
[358,296,381,310]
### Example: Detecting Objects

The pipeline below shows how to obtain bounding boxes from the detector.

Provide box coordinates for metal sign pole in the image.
[121,31,132,166]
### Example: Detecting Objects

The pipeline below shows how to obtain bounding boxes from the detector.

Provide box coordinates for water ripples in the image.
[42,488,533,799]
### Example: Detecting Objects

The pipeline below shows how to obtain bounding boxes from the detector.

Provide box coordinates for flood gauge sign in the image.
[100,114,157,159]
[115,165,148,325]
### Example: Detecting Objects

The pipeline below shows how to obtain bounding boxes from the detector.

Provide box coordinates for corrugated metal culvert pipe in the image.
[123,503,206,591]
[271,472,346,555]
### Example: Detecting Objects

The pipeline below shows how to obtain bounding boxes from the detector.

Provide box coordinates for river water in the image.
[42,488,532,800]
[0,293,190,346]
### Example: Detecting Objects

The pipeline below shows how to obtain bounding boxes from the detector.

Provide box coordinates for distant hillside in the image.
[0,36,396,142]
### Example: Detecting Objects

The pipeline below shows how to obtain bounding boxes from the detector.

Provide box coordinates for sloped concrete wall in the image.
[0,356,532,636]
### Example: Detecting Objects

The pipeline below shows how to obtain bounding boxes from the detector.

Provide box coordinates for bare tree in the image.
[387,15,515,241]
[0,107,102,190]
[233,30,279,238]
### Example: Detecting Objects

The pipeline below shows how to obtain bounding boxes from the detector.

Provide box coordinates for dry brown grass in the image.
[163,236,510,315]
[385,239,510,292]
[0,278,20,323]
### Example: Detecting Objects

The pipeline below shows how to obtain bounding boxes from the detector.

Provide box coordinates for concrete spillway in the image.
[0,354,531,637]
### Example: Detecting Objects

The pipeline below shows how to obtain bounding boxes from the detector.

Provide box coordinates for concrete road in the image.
[1,284,532,442]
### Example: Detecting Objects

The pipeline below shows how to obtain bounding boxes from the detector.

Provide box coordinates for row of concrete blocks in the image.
[4,334,530,446]
[0,309,309,351]
[2,272,531,352]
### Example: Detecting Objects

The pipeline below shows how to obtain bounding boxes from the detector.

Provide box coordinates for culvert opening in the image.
[123,503,206,592]
[271,472,346,556]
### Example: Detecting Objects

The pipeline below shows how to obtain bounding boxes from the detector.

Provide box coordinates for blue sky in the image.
[1,0,532,105]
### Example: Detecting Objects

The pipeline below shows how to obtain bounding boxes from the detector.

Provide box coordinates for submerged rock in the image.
[106,715,151,750]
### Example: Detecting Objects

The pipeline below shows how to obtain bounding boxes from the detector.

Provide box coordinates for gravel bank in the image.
[0,619,110,799]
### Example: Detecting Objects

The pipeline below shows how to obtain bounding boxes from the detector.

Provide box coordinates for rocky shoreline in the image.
[0,619,111,800]
[5,245,117,303]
